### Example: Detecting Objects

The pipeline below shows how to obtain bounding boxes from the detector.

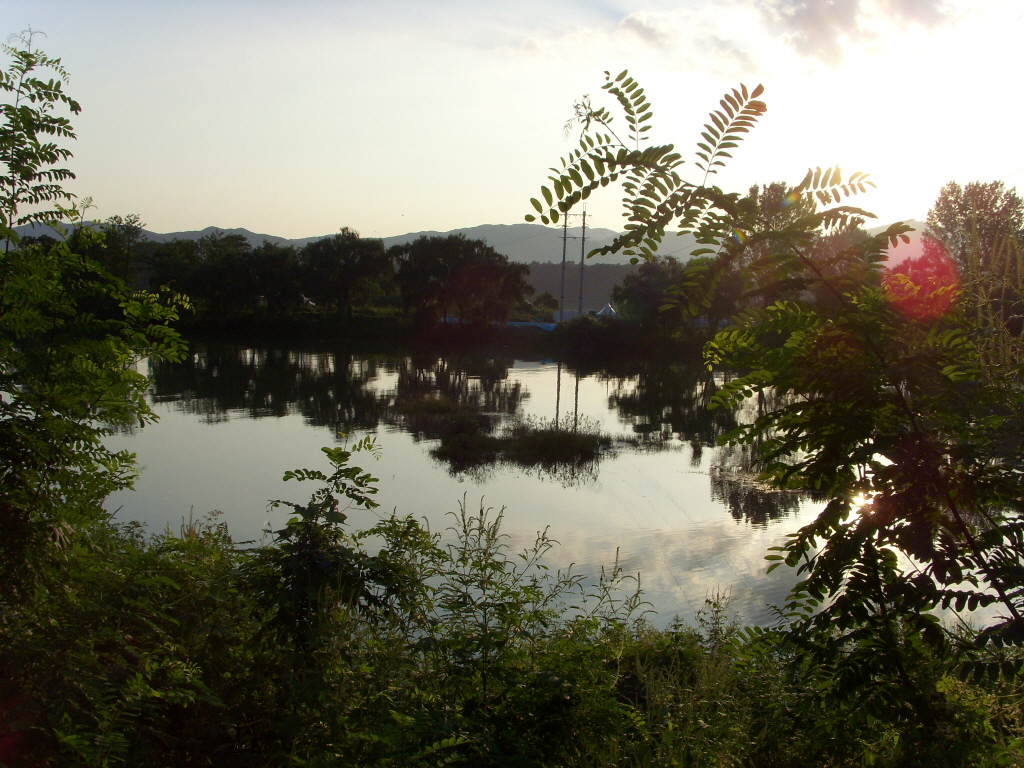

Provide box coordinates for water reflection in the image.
[146,341,803,518]
[711,446,802,526]
[104,340,827,626]
[150,347,386,430]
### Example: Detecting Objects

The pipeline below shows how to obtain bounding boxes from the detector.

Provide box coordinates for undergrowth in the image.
[2,444,1023,767]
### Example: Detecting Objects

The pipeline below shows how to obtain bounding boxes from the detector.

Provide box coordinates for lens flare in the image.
[781,190,801,209]
[883,235,959,321]
[731,228,747,245]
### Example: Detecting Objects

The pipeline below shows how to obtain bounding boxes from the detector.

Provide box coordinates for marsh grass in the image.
[430,414,613,486]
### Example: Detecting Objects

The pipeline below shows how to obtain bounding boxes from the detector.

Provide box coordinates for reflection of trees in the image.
[710,444,803,526]
[148,343,386,431]
[604,355,807,523]
[147,346,528,443]
[146,342,804,518]
[709,388,809,525]
[604,359,740,465]
[382,355,610,487]
[384,355,525,444]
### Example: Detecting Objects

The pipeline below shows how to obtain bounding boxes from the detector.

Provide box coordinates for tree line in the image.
[24,223,541,324]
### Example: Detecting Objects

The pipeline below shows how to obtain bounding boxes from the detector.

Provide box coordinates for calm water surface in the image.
[105,340,817,626]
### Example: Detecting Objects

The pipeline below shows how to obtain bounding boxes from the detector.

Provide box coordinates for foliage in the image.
[393,234,533,324]
[8,479,1020,766]
[0,29,79,235]
[98,214,145,284]
[301,227,392,317]
[611,254,686,328]
[430,413,612,484]
[527,68,1024,762]
[8,36,1024,766]
[136,229,540,328]
[0,35,189,586]
[926,180,1024,273]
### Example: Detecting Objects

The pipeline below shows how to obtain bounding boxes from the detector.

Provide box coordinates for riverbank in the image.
[176,310,704,362]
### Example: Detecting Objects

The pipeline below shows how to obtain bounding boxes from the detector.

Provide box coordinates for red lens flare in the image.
[883,235,959,321]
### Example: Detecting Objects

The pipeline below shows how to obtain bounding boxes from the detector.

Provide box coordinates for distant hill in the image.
[380,223,632,264]
[14,218,925,267]
[869,219,928,266]
[13,221,693,265]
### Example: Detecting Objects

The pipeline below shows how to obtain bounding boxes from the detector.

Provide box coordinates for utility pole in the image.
[559,213,568,322]
[578,208,587,314]
[555,361,562,430]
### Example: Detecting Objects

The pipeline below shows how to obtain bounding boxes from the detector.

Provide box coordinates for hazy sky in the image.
[3,0,1020,239]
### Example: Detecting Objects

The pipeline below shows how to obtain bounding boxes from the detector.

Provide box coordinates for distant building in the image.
[553,304,619,322]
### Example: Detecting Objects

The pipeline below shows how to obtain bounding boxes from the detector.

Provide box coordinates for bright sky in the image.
[2,0,1020,239]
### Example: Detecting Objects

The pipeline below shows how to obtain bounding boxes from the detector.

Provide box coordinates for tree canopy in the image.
[301,227,391,317]
[392,233,532,323]
[528,67,1024,739]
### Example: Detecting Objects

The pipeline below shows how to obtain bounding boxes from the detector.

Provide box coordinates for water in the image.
[104,340,816,626]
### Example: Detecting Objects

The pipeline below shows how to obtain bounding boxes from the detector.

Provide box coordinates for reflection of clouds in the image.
[496,509,809,628]
[481,449,814,627]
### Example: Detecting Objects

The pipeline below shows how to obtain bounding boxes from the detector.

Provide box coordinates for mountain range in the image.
[14,222,644,265]
[13,219,927,266]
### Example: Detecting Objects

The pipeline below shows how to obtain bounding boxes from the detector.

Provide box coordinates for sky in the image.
[2,0,1021,240]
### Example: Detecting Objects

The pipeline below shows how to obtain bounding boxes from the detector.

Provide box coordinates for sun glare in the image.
[883,237,959,321]
[850,493,873,516]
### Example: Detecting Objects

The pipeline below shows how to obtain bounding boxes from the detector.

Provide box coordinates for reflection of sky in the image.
[105,357,813,627]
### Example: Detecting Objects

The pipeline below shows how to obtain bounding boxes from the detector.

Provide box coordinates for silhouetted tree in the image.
[926,180,1024,273]
[300,228,390,318]
[100,213,145,284]
[393,234,532,323]
[612,255,686,328]
[251,241,302,311]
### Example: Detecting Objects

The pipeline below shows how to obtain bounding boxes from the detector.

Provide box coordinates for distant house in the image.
[553,304,619,322]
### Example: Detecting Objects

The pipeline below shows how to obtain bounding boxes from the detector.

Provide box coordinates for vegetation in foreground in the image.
[6,458,1024,767]
[6,32,1024,768]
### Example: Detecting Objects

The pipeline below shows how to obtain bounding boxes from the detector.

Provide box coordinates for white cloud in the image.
[697,34,759,74]
[500,8,749,75]
[753,0,952,68]
[880,0,951,27]
[617,10,676,49]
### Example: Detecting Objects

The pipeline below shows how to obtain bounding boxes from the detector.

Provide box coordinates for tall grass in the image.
[4,493,1023,766]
